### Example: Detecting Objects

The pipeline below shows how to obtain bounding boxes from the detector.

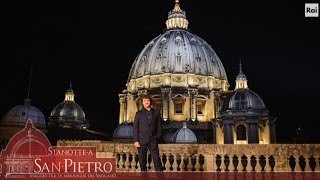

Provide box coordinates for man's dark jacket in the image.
[133,108,162,144]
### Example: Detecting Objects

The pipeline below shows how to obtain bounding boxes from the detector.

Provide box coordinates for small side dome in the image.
[113,123,133,143]
[172,122,197,143]
[1,99,46,129]
[48,84,89,130]
[220,63,269,117]
[221,89,267,112]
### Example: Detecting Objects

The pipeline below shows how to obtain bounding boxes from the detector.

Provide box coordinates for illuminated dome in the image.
[221,90,267,112]
[1,99,46,129]
[220,63,268,116]
[113,123,133,143]
[48,84,89,130]
[128,29,227,80]
[118,0,230,144]
[172,122,197,143]
[117,1,276,144]
[127,0,227,91]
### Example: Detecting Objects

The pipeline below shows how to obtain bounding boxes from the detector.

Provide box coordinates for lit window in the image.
[197,104,202,114]
[197,100,205,115]
[175,103,183,114]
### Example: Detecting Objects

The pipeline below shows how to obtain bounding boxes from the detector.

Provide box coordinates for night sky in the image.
[1,1,319,143]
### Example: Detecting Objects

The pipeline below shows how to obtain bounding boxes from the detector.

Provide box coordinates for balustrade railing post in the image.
[256,156,262,172]
[118,152,124,171]
[172,153,178,171]
[165,153,171,172]
[195,154,200,171]
[208,154,214,172]
[247,155,253,172]
[124,152,130,171]
[181,154,187,171]
[229,154,234,172]
[297,155,302,172]
[132,153,137,172]
[220,155,225,172]
[305,156,312,172]
[187,154,193,171]
[265,156,271,172]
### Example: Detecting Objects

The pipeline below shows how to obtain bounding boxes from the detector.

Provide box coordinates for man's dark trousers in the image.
[138,138,162,171]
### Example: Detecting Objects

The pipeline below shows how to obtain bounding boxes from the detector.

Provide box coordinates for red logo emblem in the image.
[0,120,116,179]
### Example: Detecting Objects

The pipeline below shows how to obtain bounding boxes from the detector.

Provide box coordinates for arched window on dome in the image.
[236,125,247,141]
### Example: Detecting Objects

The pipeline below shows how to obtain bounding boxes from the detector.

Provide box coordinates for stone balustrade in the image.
[57,141,320,172]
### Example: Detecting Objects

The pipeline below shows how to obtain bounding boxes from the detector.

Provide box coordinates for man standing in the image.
[133,95,163,171]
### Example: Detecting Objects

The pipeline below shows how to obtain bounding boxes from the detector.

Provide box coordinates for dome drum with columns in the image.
[115,0,228,143]
[114,0,276,144]
[215,63,276,144]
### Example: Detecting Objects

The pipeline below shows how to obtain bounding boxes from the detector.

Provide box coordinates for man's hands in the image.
[134,141,140,148]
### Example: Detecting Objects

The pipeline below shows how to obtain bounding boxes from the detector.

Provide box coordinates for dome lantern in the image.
[166,0,189,30]
[65,82,74,102]
[235,61,248,90]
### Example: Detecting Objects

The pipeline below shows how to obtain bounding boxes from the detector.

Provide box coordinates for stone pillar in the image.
[188,88,198,121]
[209,91,215,119]
[263,119,271,144]
[212,119,218,144]
[126,94,137,123]
[161,87,171,121]
[269,118,277,143]
[247,118,259,144]
[213,92,221,119]
[118,94,126,124]
[223,119,234,144]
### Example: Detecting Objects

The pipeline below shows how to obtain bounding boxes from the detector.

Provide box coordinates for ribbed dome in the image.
[221,89,267,111]
[50,101,86,120]
[48,85,88,130]
[1,99,46,129]
[113,123,133,139]
[172,122,197,143]
[219,63,270,119]
[128,29,227,82]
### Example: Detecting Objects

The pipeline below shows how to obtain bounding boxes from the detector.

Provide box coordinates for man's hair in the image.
[141,95,153,105]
